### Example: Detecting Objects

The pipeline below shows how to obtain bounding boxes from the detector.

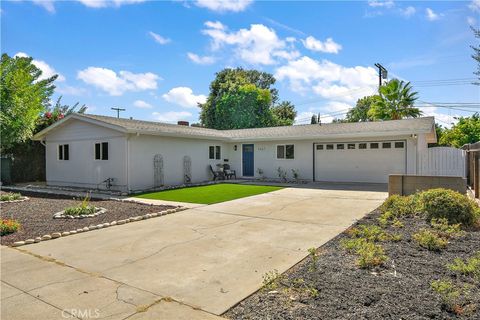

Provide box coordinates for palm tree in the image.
[368,79,421,120]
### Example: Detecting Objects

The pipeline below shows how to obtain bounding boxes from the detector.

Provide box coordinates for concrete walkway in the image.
[1,185,387,319]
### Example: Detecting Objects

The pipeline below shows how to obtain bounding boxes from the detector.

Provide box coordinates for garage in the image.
[314,140,406,183]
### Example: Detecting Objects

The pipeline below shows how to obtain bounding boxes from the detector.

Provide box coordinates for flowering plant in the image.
[0,219,21,236]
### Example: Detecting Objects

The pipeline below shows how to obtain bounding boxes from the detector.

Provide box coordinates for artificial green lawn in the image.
[135,183,283,204]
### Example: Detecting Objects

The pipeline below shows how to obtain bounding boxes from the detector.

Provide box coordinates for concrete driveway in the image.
[1,184,387,319]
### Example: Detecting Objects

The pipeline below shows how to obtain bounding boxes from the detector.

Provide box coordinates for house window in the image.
[277,144,294,159]
[316,145,324,150]
[326,144,334,150]
[347,144,356,150]
[370,143,379,149]
[382,142,391,149]
[337,144,344,150]
[395,141,405,148]
[95,142,109,160]
[359,143,367,149]
[58,144,69,160]
[209,146,221,160]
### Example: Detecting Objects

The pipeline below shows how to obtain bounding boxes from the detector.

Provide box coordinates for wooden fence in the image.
[418,147,466,178]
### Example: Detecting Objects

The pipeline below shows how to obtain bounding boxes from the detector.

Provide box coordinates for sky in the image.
[2,0,479,127]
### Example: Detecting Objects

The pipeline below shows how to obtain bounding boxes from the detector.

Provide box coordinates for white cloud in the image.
[425,8,441,21]
[275,56,377,103]
[148,31,170,45]
[152,111,193,123]
[162,87,207,108]
[467,16,477,26]
[77,67,159,96]
[56,85,86,96]
[31,0,146,12]
[400,6,416,17]
[187,52,216,65]
[469,0,480,12]
[202,21,298,65]
[77,0,146,8]
[194,0,253,12]
[301,36,342,54]
[368,0,395,8]
[14,52,65,81]
[133,100,153,109]
[32,0,56,13]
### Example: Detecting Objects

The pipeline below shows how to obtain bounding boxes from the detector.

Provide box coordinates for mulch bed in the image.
[0,191,175,246]
[225,209,480,320]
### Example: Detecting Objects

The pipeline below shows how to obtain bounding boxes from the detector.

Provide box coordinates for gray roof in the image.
[34,113,436,142]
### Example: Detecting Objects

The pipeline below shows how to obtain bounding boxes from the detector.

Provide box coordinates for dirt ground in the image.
[1,191,175,245]
[225,210,480,320]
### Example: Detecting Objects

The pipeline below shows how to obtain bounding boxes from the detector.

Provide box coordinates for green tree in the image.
[440,113,480,148]
[0,53,56,152]
[310,114,318,124]
[200,68,294,129]
[472,27,480,85]
[211,84,273,130]
[368,79,421,120]
[345,95,380,122]
[271,101,297,126]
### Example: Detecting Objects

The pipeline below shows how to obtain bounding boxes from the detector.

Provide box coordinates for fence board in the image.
[419,147,466,177]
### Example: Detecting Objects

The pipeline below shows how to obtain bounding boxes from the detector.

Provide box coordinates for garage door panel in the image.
[315,142,406,183]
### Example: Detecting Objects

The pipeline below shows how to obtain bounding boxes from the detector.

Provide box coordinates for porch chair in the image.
[223,164,237,180]
[209,165,225,181]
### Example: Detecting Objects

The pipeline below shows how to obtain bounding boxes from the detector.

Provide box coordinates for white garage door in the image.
[314,141,406,183]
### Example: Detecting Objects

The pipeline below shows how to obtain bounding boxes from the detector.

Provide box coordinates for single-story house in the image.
[33,113,437,192]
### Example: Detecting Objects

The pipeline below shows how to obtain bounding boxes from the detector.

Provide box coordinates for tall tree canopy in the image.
[271,101,297,126]
[472,27,480,85]
[200,68,295,129]
[439,113,480,148]
[345,95,380,122]
[368,79,421,120]
[0,53,57,152]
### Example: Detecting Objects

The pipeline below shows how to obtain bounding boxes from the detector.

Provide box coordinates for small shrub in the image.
[430,218,464,239]
[0,219,21,236]
[447,252,480,280]
[413,229,448,251]
[308,247,319,272]
[347,224,387,242]
[380,194,419,217]
[392,219,404,228]
[356,242,387,269]
[0,193,22,202]
[64,193,96,216]
[291,169,300,182]
[417,188,480,227]
[277,167,287,182]
[341,237,368,253]
[431,279,472,315]
[262,269,282,291]
[256,168,265,179]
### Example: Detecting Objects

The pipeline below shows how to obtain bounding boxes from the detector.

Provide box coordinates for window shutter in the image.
[102,142,109,160]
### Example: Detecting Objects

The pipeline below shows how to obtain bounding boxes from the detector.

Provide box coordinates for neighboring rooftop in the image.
[34,113,436,142]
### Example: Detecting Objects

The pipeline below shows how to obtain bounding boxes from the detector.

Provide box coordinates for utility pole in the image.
[111,107,126,118]
[374,63,388,88]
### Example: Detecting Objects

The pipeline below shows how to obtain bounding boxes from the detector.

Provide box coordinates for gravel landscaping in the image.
[0,191,176,246]
[225,208,480,320]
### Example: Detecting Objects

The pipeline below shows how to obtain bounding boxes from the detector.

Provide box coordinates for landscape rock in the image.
[41,235,52,241]
[13,241,25,247]
[51,232,62,238]
[24,239,35,244]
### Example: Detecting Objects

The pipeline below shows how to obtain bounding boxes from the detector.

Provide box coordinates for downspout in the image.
[40,140,46,147]
[126,134,130,194]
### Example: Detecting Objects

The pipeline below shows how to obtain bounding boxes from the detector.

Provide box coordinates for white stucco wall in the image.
[226,134,424,183]
[44,119,128,191]
[127,135,227,191]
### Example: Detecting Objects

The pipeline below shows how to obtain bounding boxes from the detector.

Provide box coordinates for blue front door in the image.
[242,144,254,177]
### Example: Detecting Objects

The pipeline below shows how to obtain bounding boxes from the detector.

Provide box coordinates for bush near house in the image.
[0,219,20,236]
[417,189,480,226]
